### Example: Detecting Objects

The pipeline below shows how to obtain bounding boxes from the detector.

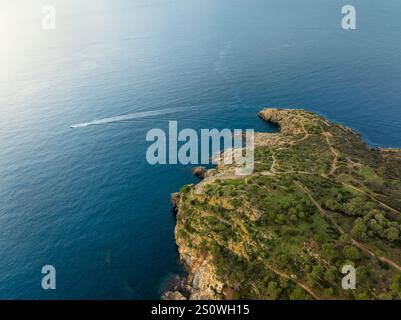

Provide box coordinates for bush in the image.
[289,287,310,300]
[343,245,361,261]
[343,197,372,216]
[351,218,368,241]
[266,282,281,300]
[324,266,337,283]
[386,227,400,242]
[322,244,338,262]
[275,214,286,225]
[390,274,401,298]
[324,198,342,211]
[324,287,334,297]
[180,184,192,194]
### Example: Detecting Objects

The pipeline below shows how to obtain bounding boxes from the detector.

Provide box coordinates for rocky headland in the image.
[164,108,401,300]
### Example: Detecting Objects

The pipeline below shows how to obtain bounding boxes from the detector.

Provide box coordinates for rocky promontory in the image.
[166,108,401,300]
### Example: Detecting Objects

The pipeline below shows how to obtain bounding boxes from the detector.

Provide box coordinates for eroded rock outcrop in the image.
[192,166,207,179]
[166,108,401,300]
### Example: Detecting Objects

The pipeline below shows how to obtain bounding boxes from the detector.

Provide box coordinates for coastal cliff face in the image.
[167,192,224,300]
[166,109,401,300]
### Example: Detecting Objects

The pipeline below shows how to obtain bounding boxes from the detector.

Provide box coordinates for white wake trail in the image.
[70,106,196,128]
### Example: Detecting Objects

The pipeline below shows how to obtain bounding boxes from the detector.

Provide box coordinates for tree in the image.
[351,218,368,241]
[343,197,370,216]
[386,227,400,242]
[343,245,361,261]
[266,282,281,300]
[324,266,337,283]
[312,265,324,277]
[374,212,386,226]
[324,287,334,297]
[369,220,384,236]
[322,244,337,262]
[324,198,342,211]
[278,253,291,267]
[306,265,324,286]
[390,274,401,299]
[275,214,286,225]
[365,209,380,218]
[356,266,369,283]
[366,177,384,193]
[356,292,369,300]
[289,287,310,300]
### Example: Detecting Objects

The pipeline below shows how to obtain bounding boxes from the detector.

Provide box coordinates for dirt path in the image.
[322,131,339,176]
[350,239,401,271]
[295,181,401,272]
[294,181,346,234]
[270,152,277,173]
[264,262,322,300]
[299,124,310,142]
[342,182,401,215]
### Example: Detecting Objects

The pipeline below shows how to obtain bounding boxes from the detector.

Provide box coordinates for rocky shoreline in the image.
[163,108,401,300]
[164,167,224,300]
[163,109,289,300]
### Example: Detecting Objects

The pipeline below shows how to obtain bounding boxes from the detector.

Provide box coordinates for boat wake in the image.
[70,106,196,128]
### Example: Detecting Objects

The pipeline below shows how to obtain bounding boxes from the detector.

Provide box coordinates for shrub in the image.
[343,245,361,261]
[386,227,400,242]
[351,218,368,241]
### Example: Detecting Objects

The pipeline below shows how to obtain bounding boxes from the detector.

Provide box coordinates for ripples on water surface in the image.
[0,0,400,298]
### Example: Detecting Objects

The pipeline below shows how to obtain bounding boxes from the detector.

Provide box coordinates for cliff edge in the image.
[165,108,401,300]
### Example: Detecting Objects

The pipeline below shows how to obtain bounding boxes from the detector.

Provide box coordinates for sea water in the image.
[0,0,400,299]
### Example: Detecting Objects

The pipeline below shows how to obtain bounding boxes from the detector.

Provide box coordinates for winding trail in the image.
[261,260,322,300]
[341,182,401,215]
[294,181,401,272]
[299,124,311,142]
[270,152,277,173]
[322,131,339,176]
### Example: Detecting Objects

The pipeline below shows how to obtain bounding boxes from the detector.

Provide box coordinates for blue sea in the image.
[0,0,400,299]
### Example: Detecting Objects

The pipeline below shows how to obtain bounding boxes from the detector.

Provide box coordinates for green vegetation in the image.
[174,109,401,300]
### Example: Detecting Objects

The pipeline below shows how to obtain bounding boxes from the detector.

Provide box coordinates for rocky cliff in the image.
[165,108,401,300]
